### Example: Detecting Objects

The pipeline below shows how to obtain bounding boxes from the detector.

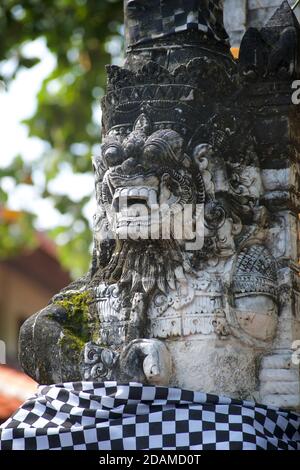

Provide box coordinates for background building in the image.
[0,230,71,367]
[0,207,71,422]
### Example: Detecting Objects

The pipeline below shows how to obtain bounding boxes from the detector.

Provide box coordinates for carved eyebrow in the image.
[102,141,123,153]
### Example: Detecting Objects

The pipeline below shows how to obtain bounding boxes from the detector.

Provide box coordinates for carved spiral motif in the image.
[204,200,226,230]
[83,343,118,381]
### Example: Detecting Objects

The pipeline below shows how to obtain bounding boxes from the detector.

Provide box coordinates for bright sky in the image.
[0,38,96,230]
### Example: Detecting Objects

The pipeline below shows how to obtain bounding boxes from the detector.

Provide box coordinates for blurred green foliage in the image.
[0,0,123,278]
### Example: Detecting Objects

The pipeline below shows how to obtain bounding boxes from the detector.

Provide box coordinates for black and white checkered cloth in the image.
[125,0,229,47]
[0,382,299,450]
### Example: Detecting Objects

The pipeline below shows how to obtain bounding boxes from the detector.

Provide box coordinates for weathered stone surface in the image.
[20,305,82,384]
[20,1,300,410]
[224,0,300,46]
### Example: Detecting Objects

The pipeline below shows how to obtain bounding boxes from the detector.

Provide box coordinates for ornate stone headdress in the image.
[101,58,236,145]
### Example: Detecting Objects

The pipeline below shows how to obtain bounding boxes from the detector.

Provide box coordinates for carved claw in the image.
[142,339,172,385]
[120,338,172,385]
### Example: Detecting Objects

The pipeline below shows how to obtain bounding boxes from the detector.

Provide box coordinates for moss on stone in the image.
[60,331,86,356]
[54,290,93,353]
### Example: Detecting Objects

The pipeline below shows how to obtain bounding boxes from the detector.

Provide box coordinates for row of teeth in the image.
[113,187,157,205]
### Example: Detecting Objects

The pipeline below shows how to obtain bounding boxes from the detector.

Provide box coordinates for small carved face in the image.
[96,115,201,242]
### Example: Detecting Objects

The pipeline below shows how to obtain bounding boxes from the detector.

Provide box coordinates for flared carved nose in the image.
[122,157,138,173]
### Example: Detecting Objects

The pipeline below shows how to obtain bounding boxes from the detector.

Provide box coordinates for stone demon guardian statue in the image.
[20,1,300,410]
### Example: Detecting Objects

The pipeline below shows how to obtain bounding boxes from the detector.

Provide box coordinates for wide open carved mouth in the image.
[112,187,158,213]
[103,167,196,240]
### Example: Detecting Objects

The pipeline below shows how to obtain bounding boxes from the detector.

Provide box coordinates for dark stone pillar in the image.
[238,1,300,408]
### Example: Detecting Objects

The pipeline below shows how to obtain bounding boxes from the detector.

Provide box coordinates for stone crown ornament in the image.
[102,58,236,139]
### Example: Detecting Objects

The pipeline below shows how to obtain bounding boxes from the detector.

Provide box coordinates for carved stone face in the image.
[97,114,202,243]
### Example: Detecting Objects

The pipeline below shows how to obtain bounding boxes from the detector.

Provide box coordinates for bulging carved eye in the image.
[103,145,124,167]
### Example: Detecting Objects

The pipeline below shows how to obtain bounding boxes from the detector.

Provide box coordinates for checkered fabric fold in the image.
[0,382,299,450]
[125,0,229,47]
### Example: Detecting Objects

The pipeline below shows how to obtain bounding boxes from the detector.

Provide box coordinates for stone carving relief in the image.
[19,1,299,410]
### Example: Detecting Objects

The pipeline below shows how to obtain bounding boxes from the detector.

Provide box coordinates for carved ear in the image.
[133,113,152,135]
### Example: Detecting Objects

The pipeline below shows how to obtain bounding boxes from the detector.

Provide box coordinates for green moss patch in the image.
[54,290,93,352]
